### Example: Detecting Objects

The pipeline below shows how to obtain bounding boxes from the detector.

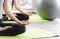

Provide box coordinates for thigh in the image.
[0,23,15,27]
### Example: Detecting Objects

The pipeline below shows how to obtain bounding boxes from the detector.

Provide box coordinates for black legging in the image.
[0,13,29,36]
[0,23,26,36]
[2,13,29,21]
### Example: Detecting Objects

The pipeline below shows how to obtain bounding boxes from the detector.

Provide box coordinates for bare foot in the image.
[0,26,12,31]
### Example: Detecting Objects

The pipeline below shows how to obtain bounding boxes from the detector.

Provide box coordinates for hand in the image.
[25,12,32,16]
[22,20,30,25]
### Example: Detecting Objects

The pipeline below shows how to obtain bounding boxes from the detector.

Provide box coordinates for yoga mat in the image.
[3,14,48,23]
[0,28,57,39]
[3,21,16,23]
[3,20,48,23]
[29,14,48,22]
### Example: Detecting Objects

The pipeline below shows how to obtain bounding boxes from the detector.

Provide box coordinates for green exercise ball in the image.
[36,0,59,20]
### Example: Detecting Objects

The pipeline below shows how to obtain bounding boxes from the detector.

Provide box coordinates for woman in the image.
[0,0,32,36]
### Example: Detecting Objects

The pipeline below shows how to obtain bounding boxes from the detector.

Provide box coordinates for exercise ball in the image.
[36,0,59,20]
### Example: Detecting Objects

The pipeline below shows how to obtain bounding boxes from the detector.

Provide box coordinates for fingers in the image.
[27,12,32,16]
[25,12,33,16]
[18,21,29,25]
[22,20,30,25]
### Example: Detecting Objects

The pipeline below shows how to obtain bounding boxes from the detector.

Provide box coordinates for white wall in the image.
[56,0,60,7]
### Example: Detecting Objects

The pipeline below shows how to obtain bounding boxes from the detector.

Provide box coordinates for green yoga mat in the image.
[0,28,57,39]
[3,14,48,23]
[29,15,48,22]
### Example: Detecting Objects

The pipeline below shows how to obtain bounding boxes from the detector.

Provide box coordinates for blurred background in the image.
[7,0,60,13]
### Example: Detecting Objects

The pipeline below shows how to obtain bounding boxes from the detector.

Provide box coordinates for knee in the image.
[16,14,29,21]
[23,14,29,20]
[18,24,26,33]
[13,24,26,34]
